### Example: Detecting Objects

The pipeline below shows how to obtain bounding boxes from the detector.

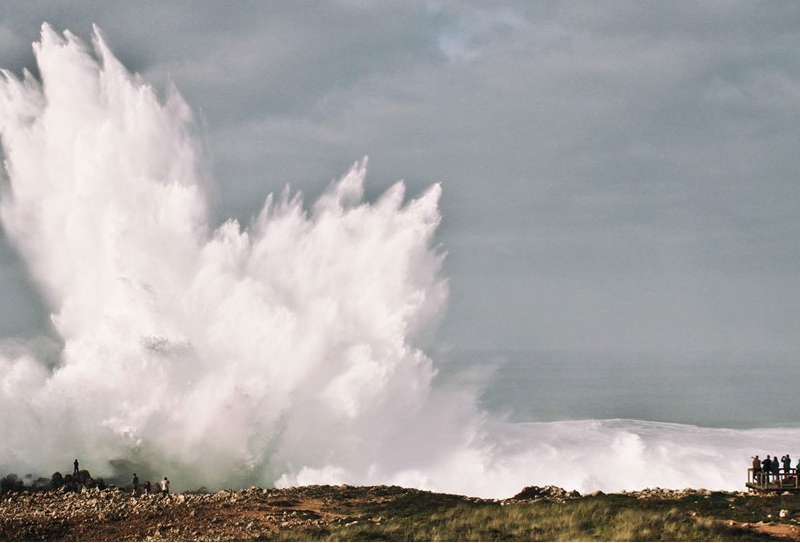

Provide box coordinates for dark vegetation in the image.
[1,473,799,541]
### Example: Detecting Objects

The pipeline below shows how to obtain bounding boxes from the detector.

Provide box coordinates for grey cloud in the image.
[142,4,445,126]
[2,1,800,352]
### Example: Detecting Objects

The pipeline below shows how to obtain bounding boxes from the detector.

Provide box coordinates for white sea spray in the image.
[0,24,795,498]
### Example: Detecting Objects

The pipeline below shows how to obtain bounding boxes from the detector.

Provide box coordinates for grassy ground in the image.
[272,491,795,541]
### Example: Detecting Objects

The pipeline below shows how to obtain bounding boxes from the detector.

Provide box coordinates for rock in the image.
[31,477,50,491]
[510,485,580,502]
[1,474,24,494]
[75,469,94,487]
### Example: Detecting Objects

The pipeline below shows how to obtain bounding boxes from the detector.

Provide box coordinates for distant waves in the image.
[471,419,800,496]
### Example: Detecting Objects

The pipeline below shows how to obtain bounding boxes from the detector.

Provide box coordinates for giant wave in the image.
[0,24,794,498]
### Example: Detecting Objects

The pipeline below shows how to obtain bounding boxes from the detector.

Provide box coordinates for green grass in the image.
[270,494,777,541]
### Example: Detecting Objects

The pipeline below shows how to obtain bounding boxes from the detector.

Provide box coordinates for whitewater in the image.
[0,24,797,499]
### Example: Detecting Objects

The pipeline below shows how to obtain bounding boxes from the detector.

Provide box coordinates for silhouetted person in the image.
[73,459,79,476]
[772,455,780,479]
[161,476,169,496]
[132,473,139,495]
[753,456,762,483]
[783,454,792,476]
[763,456,772,483]
[144,481,151,496]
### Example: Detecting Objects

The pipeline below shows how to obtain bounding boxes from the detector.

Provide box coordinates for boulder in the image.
[75,469,93,486]
[31,477,50,491]
[0,473,24,494]
[511,485,580,502]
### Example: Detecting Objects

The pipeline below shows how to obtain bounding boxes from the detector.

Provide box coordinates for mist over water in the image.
[0,24,797,498]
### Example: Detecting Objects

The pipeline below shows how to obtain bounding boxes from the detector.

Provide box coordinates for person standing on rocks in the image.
[73,459,79,476]
[144,480,151,495]
[132,473,139,495]
[161,476,170,496]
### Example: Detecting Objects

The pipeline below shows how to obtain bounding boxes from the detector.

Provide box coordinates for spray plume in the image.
[0,23,468,490]
[1,24,798,497]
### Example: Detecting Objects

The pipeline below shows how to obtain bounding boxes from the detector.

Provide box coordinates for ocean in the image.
[417,348,800,496]
[438,349,800,429]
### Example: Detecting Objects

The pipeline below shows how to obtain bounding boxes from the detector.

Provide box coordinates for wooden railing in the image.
[747,468,800,490]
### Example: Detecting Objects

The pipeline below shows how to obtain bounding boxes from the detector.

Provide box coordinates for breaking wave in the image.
[0,24,794,498]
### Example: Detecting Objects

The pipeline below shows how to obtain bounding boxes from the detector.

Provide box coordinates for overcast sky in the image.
[1,1,800,355]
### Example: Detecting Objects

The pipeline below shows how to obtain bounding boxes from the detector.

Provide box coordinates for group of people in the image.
[131,473,170,496]
[751,454,797,484]
[73,458,170,496]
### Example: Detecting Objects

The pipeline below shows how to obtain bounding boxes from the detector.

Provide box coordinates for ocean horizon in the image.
[437,348,800,430]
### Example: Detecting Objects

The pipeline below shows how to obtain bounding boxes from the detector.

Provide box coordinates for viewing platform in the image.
[747,468,800,493]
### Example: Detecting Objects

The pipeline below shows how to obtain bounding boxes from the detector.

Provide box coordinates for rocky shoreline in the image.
[0,479,797,541]
[5,483,428,541]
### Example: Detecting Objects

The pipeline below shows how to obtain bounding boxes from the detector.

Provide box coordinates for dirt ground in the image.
[2,484,800,541]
